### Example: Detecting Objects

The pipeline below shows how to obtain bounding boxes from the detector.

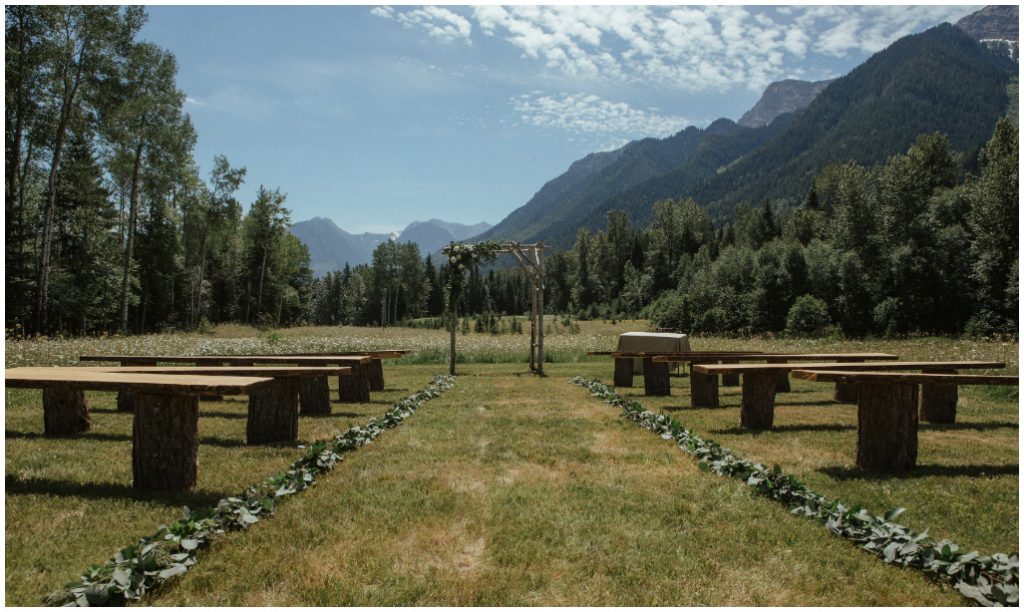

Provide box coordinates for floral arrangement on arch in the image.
[441,241,502,307]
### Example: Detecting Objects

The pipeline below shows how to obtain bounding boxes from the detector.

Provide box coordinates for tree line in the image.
[308,120,1018,339]
[6,6,311,336]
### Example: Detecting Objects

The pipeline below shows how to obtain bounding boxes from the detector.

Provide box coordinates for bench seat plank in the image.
[6,368,273,395]
[695,361,1006,374]
[792,370,1018,385]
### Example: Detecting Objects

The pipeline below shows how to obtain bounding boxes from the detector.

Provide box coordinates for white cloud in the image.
[372,5,472,45]
[511,92,695,140]
[374,5,976,93]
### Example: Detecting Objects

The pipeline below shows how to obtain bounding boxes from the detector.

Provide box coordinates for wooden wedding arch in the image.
[442,241,546,376]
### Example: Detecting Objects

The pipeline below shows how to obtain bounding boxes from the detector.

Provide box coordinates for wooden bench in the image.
[80,355,374,411]
[648,353,899,406]
[694,361,1006,430]
[84,365,353,444]
[208,350,409,391]
[6,367,274,491]
[792,370,1018,473]
[587,351,765,395]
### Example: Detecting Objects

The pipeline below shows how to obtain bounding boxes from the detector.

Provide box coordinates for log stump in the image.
[43,387,91,435]
[775,372,791,393]
[856,383,918,473]
[298,376,332,416]
[720,359,739,387]
[117,390,136,413]
[834,382,859,403]
[613,357,634,388]
[132,392,199,491]
[740,372,777,430]
[642,358,671,396]
[339,364,371,403]
[247,379,299,444]
[689,362,720,408]
[919,369,958,424]
[368,360,385,391]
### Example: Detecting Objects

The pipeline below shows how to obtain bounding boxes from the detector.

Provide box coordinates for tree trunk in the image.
[247,379,298,444]
[132,392,199,491]
[339,364,371,403]
[834,382,859,403]
[256,244,267,315]
[298,376,332,416]
[720,359,740,386]
[36,107,72,333]
[368,359,385,391]
[642,358,671,396]
[613,357,634,387]
[919,369,958,424]
[856,383,918,473]
[689,362,720,407]
[43,387,90,435]
[119,139,145,334]
[740,372,777,430]
[449,304,457,376]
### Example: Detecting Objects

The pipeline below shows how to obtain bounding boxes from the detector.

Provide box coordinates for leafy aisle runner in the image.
[571,377,1019,607]
[44,375,456,607]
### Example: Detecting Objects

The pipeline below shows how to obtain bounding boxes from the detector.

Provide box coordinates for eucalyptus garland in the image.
[570,376,1018,607]
[44,374,456,607]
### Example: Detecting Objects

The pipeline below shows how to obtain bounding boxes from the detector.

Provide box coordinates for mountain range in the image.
[289,217,491,276]
[478,13,1016,248]
[291,6,1017,267]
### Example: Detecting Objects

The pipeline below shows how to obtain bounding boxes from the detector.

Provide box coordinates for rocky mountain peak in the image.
[737,78,835,128]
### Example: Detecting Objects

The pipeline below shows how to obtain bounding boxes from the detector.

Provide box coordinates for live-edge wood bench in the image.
[79,355,373,413]
[648,352,899,406]
[587,351,764,396]
[792,369,1017,473]
[694,360,1006,430]
[206,350,409,392]
[82,365,353,445]
[5,367,274,491]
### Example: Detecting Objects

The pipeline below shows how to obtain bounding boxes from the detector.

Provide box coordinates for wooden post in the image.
[339,363,371,403]
[919,369,958,423]
[613,357,634,387]
[247,379,299,444]
[856,382,918,473]
[368,359,385,391]
[689,362,720,408]
[132,392,200,491]
[298,376,332,416]
[43,387,90,435]
[536,245,545,375]
[642,358,671,396]
[449,305,457,376]
[529,272,537,372]
[740,372,777,430]
[720,358,739,386]
[117,359,157,412]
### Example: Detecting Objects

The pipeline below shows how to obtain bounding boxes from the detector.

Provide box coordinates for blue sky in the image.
[139,4,977,234]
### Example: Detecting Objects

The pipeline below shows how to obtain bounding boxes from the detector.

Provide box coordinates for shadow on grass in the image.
[919,421,1018,432]
[303,411,364,418]
[778,399,841,407]
[818,463,1019,480]
[5,429,247,448]
[711,423,855,435]
[4,474,227,507]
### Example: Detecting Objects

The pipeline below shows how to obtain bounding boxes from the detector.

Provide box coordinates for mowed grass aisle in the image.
[147,364,958,606]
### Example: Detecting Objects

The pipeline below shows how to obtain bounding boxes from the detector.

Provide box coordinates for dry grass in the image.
[4,326,1016,605]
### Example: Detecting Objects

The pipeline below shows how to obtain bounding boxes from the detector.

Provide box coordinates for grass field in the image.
[4,323,1018,605]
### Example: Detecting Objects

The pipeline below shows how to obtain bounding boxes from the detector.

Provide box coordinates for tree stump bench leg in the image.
[368,360,385,391]
[834,382,859,403]
[613,357,634,387]
[132,392,199,491]
[247,379,299,444]
[339,364,371,403]
[720,359,739,386]
[919,369,958,424]
[642,358,671,396]
[775,372,791,393]
[43,387,90,435]
[740,372,777,430]
[199,394,224,402]
[298,376,332,416]
[689,362,720,408]
[856,382,918,473]
[117,391,136,413]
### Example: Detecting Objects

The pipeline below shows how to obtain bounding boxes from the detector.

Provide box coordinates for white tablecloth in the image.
[616,332,692,373]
